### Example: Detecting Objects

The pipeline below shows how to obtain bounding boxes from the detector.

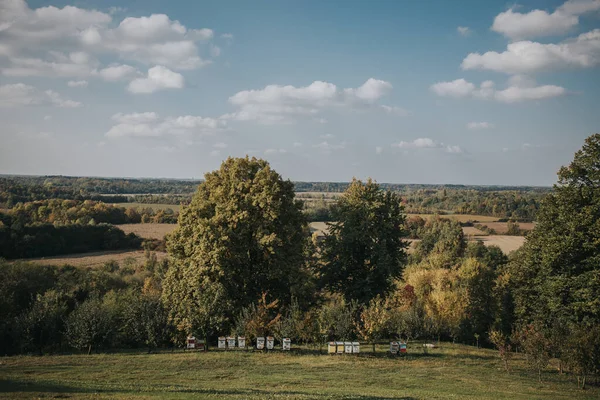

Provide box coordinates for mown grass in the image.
[0,343,596,399]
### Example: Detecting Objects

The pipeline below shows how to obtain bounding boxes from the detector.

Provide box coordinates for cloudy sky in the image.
[1,0,599,185]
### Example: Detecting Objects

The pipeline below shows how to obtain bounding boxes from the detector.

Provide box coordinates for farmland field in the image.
[0,343,595,400]
[110,202,182,212]
[475,235,526,254]
[309,222,527,254]
[479,221,536,234]
[117,223,176,240]
[20,250,167,268]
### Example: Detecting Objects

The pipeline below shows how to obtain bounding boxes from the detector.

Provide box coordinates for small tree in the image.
[66,295,114,354]
[239,292,281,347]
[515,323,551,382]
[356,296,390,353]
[18,290,68,355]
[122,293,170,353]
[565,325,600,389]
[489,330,513,372]
[318,295,357,341]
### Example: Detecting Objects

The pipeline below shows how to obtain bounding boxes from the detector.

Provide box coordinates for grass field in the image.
[21,250,167,268]
[0,343,596,399]
[117,223,176,240]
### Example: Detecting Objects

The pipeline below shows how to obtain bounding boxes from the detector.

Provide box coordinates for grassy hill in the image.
[1,343,596,399]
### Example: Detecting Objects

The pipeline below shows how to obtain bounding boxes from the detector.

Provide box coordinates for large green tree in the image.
[318,178,407,304]
[508,134,600,327]
[164,157,312,333]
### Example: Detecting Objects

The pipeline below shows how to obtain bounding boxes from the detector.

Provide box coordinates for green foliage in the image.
[415,216,466,262]
[514,323,552,382]
[0,223,141,259]
[318,178,407,304]
[17,290,68,354]
[66,295,116,354]
[508,134,600,327]
[166,157,312,332]
[121,292,171,352]
[318,294,357,341]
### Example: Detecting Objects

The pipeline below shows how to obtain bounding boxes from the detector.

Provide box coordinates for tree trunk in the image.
[87,344,92,355]
[582,375,586,390]
[538,368,542,382]
[372,342,375,354]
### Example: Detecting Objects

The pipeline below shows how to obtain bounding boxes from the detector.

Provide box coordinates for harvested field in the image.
[475,235,526,254]
[408,213,500,223]
[117,223,176,240]
[462,226,488,236]
[107,202,182,212]
[19,250,168,268]
[479,221,535,234]
[309,221,329,235]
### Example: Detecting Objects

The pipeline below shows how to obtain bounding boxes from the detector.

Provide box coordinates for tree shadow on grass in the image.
[0,379,418,399]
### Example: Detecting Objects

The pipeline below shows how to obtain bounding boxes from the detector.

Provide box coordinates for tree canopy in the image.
[508,133,600,327]
[164,157,313,333]
[318,178,408,304]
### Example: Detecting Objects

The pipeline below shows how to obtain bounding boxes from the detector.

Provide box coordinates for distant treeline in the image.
[0,223,141,259]
[1,176,550,221]
[1,199,178,225]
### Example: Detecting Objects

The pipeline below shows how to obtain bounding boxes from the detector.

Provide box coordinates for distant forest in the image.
[0,175,550,222]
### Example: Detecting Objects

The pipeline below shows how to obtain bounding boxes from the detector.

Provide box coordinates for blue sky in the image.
[1,0,599,185]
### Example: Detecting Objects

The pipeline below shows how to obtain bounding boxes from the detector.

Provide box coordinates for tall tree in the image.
[508,134,600,327]
[164,157,312,332]
[318,179,407,304]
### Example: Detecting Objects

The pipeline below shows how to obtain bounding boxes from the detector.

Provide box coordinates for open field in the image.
[107,202,182,212]
[0,343,596,400]
[475,235,526,254]
[462,226,488,236]
[117,223,176,240]
[20,250,167,268]
[479,221,536,234]
[408,213,500,223]
[309,222,526,254]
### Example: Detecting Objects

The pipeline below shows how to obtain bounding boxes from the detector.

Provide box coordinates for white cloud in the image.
[0,83,80,107]
[344,78,392,102]
[431,77,567,103]
[461,29,600,74]
[293,142,303,147]
[320,133,335,139]
[106,112,225,138]
[2,54,98,78]
[391,138,462,154]
[381,105,411,116]
[98,64,138,81]
[467,122,494,130]
[0,1,217,81]
[492,1,600,40]
[221,33,234,39]
[313,141,347,154]
[225,78,393,124]
[111,112,159,124]
[127,66,184,94]
[43,115,52,120]
[264,148,287,155]
[210,44,221,57]
[213,142,227,149]
[457,26,471,36]
[87,14,213,70]
[209,150,221,157]
[375,146,383,154]
[67,80,88,88]
[430,79,477,98]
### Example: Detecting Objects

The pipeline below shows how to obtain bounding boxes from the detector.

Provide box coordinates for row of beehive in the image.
[187,336,291,350]
[328,341,360,354]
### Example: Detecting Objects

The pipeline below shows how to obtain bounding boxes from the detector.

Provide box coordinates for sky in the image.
[0,0,599,186]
